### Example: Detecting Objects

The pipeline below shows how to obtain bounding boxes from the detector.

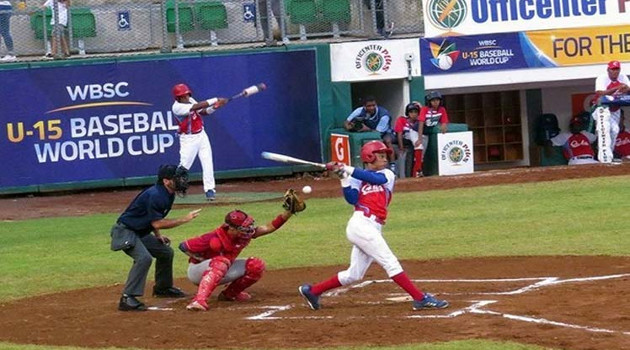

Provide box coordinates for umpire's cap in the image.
[157,164,178,182]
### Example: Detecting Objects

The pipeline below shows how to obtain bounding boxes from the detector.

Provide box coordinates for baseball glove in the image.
[282,189,306,214]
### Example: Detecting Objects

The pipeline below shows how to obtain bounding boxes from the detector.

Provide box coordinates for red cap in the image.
[608,60,621,70]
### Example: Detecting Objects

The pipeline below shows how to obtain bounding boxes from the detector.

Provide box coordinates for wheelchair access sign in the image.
[118,11,131,31]
[243,3,256,22]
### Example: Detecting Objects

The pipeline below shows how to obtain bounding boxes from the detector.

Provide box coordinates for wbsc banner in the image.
[0,51,320,188]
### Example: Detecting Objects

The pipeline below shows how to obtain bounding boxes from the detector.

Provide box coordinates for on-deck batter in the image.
[171,83,228,201]
[298,140,449,311]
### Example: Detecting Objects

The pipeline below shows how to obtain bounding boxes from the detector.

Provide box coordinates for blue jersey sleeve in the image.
[351,168,388,185]
[342,186,359,204]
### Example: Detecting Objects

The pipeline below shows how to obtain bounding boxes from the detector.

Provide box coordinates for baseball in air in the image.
[437,55,453,70]
[302,185,312,194]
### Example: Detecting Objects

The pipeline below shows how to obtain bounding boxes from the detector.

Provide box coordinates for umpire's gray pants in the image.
[117,226,174,296]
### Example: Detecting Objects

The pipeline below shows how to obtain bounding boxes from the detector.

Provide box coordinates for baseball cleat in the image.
[153,286,187,298]
[186,299,209,311]
[205,190,216,201]
[298,284,320,310]
[218,291,251,302]
[412,293,449,310]
[118,295,147,311]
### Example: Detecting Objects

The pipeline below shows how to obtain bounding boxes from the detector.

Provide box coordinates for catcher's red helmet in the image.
[225,210,255,235]
[360,140,392,163]
[172,83,192,98]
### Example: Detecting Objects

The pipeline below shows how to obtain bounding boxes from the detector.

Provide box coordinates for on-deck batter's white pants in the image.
[187,259,247,285]
[178,131,215,192]
[337,211,403,286]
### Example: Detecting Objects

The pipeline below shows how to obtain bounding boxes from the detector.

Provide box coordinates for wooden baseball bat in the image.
[261,151,327,169]
[228,83,267,102]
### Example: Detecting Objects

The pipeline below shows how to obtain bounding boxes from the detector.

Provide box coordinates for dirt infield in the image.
[1,164,630,350]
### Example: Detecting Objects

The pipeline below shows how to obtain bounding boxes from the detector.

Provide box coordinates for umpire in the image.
[110,164,201,311]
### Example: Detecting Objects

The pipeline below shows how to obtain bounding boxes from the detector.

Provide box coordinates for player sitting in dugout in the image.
[614,111,630,160]
[344,96,397,172]
[549,115,598,165]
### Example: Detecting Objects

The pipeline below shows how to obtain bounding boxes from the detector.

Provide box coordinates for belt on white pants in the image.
[571,155,593,160]
[356,211,385,225]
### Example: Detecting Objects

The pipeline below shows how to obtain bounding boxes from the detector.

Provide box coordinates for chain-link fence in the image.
[0,0,424,60]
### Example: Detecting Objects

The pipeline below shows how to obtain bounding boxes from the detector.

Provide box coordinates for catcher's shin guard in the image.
[193,256,231,303]
[221,257,265,299]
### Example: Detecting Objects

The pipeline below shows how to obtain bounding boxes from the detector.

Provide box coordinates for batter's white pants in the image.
[337,211,403,286]
[178,131,215,192]
[187,259,247,286]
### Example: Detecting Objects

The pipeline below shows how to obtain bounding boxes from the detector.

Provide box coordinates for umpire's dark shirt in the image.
[117,184,175,237]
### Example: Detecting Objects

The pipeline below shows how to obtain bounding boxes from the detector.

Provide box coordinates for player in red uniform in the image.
[394,102,424,177]
[614,112,630,159]
[550,116,598,165]
[298,141,448,311]
[171,83,228,201]
[179,208,293,311]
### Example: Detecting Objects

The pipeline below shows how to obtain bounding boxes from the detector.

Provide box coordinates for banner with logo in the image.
[421,25,630,74]
[330,39,421,82]
[0,51,320,188]
[437,132,474,176]
[423,0,629,38]
[330,133,351,165]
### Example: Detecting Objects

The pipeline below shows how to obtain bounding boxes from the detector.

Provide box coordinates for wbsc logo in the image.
[426,0,467,32]
[429,39,460,71]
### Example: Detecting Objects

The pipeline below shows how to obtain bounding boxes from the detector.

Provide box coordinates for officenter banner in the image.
[423,0,630,38]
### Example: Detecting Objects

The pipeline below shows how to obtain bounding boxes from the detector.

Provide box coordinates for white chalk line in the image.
[247,273,630,336]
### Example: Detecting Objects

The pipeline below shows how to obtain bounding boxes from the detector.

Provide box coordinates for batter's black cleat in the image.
[298,284,320,310]
[153,286,187,298]
[118,295,147,311]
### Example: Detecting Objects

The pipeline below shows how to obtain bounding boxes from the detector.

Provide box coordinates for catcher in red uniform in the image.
[179,190,305,311]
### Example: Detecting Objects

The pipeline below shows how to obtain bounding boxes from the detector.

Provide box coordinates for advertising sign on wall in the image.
[421,25,630,75]
[330,38,421,82]
[330,133,351,165]
[0,51,320,188]
[437,132,474,176]
[423,0,630,38]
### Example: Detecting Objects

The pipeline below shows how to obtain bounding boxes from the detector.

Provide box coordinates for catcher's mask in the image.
[360,140,392,163]
[172,83,192,99]
[157,164,189,194]
[225,210,256,237]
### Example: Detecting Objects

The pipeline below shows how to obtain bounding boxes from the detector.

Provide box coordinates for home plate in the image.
[147,306,174,311]
[386,296,412,302]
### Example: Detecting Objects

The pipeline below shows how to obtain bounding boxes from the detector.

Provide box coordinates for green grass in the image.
[1,176,628,350]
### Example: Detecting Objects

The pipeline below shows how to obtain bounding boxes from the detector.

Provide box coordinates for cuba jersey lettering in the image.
[172,97,204,134]
[564,133,595,158]
[349,169,395,221]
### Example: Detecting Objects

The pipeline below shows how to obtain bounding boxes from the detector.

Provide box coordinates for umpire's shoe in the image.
[118,294,147,311]
[412,293,449,310]
[298,284,321,310]
[153,286,187,298]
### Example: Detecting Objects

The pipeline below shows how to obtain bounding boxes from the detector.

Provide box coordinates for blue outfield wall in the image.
[0,50,323,192]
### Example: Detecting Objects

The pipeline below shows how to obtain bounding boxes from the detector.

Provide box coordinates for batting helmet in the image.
[172,83,192,98]
[405,103,420,116]
[424,91,443,105]
[360,140,392,163]
[225,210,256,236]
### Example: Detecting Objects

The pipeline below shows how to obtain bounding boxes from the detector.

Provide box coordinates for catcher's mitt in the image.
[283,189,306,214]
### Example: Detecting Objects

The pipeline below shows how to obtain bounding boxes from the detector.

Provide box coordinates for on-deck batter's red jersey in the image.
[349,169,396,222]
[182,226,252,263]
[563,133,595,159]
[419,106,449,127]
[615,130,630,157]
[172,97,204,134]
